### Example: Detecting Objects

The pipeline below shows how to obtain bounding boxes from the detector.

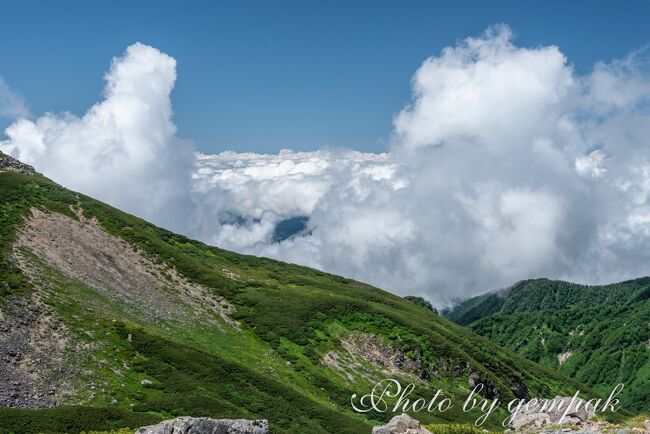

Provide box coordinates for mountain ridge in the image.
[445,277,650,412]
[0,165,607,433]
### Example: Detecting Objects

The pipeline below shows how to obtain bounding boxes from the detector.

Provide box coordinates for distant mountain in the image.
[0,154,591,433]
[443,287,512,326]
[404,296,438,314]
[445,278,650,412]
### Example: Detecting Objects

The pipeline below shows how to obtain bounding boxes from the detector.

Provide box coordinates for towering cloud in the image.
[0,43,194,231]
[3,27,650,306]
[393,25,573,150]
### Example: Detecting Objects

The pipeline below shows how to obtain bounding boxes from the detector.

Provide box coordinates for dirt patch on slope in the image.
[322,332,431,383]
[14,207,237,326]
[557,351,572,365]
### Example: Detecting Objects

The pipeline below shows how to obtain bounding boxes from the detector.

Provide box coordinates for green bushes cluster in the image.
[425,423,486,434]
[116,324,373,434]
[0,406,160,434]
[456,279,650,412]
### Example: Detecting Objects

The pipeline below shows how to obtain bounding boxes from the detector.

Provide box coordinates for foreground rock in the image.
[135,417,269,434]
[372,413,432,434]
[509,396,595,431]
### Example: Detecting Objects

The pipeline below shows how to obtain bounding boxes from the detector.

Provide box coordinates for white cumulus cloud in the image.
[0,43,194,231]
[0,77,30,120]
[393,25,573,151]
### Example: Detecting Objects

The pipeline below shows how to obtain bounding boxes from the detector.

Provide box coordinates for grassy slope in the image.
[0,172,596,433]
[446,278,650,412]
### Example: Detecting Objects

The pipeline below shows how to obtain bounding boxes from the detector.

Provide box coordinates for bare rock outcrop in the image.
[341,333,432,380]
[372,413,432,434]
[0,150,35,174]
[135,416,269,434]
[467,371,499,400]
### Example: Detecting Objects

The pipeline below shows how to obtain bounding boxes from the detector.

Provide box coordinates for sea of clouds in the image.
[2,25,650,306]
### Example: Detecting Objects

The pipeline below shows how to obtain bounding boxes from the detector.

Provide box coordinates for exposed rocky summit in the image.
[372,413,432,434]
[135,416,269,434]
[0,150,35,174]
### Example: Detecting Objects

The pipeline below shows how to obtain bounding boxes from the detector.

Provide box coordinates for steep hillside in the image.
[443,288,511,326]
[446,278,650,412]
[0,166,595,433]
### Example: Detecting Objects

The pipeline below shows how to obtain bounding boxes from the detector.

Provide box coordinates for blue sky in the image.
[1,0,649,154]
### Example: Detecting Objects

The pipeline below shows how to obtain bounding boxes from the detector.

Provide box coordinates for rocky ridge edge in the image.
[0,150,35,174]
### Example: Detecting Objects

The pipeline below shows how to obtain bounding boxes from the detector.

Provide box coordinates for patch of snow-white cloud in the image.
[0,77,30,120]
[575,149,607,178]
[393,25,573,151]
[190,149,405,251]
[0,43,194,231]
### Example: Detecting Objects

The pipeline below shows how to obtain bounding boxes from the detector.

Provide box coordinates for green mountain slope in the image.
[445,278,650,412]
[0,168,596,433]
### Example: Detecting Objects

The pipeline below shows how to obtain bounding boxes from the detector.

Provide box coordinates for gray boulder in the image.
[372,413,432,434]
[135,416,269,434]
